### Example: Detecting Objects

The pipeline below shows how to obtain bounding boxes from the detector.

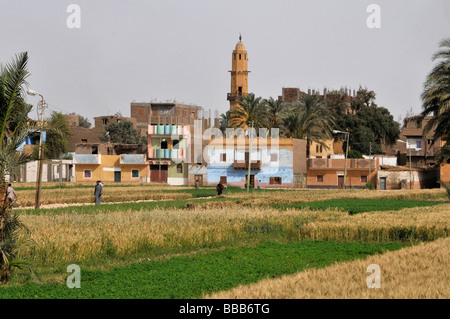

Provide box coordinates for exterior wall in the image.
[75,155,147,183]
[188,165,207,185]
[206,138,296,188]
[310,139,334,158]
[292,139,307,174]
[377,168,440,190]
[207,166,293,188]
[307,158,379,189]
[441,163,450,186]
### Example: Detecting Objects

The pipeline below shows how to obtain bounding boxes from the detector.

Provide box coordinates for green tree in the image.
[100,121,146,145]
[219,110,231,135]
[230,93,270,131]
[44,111,71,159]
[265,97,285,128]
[78,115,91,128]
[0,52,35,283]
[281,94,334,158]
[420,38,450,164]
[333,103,400,155]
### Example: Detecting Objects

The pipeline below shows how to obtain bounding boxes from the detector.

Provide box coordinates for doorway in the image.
[114,171,121,183]
[150,165,168,183]
[338,175,344,189]
[194,175,203,186]
[380,177,387,190]
[245,174,255,188]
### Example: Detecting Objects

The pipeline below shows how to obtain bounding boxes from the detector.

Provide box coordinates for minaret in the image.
[228,34,250,109]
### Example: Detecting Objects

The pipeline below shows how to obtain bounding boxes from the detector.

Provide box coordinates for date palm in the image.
[230,93,269,131]
[282,94,334,158]
[420,38,450,164]
[265,97,285,128]
[0,52,35,283]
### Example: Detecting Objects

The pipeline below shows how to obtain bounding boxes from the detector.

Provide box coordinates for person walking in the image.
[7,183,17,207]
[94,180,103,205]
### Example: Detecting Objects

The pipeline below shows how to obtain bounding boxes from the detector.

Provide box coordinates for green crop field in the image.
[0,240,405,299]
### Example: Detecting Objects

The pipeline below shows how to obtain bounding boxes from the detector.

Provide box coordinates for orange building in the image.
[307,158,379,189]
[74,154,147,183]
[227,34,250,109]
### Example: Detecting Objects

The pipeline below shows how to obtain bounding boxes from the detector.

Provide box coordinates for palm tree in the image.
[0,52,35,283]
[265,97,285,128]
[420,38,450,164]
[281,94,334,158]
[219,110,231,135]
[229,93,269,132]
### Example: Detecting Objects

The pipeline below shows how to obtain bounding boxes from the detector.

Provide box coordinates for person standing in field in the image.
[7,183,17,207]
[94,180,103,205]
[216,181,224,196]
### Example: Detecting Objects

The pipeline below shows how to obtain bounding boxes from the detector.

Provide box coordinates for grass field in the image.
[0,183,448,299]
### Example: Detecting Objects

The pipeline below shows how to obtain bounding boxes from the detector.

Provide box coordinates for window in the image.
[270,153,278,162]
[102,118,108,125]
[81,139,88,143]
[317,175,323,183]
[361,175,367,183]
[270,177,282,184]
[137,109,145,115]
[131,169,139,178]
[220,153,227,162]
[177,163,183,174]
[83,170,92,178]
[239,54,241,60]
[173,140,179,149]
[220,176,227,184]
[234,53,236,60]
[427,139,432,145]
[316,145,319,153]
[416,140,422,150]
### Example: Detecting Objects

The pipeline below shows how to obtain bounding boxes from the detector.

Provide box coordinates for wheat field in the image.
[207,237,450,299]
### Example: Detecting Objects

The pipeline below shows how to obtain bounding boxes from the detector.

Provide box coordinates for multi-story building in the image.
[147,124,191,185]
[65,114,142,155]
[130,101,202,136]
[205,137,307,188]
[383,116,441,167]
[307,157,379,189]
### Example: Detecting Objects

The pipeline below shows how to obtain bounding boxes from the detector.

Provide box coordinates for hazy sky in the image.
[1,0,449,124]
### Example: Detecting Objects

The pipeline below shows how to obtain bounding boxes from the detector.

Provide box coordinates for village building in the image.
[383,116,441,167]
[73,154,147,183]
[65,114,143,155]
[307,157,379,189]
[205,137,307,188]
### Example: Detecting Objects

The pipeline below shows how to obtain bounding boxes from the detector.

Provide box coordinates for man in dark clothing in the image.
[94,180,103,205]
[216,182,224,196]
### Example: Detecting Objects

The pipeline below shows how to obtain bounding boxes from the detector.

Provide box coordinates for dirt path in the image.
[17,196,217,210]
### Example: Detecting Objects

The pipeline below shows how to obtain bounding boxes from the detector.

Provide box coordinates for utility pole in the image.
[368,142,372,186]
[246,121,254,193]
[35,96,47,209]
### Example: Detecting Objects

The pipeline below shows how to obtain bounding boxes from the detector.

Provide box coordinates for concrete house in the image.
[205,137,307,188]
[307,157,379,189]
[73,154,147,183]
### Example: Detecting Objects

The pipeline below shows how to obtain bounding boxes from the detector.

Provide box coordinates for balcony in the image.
[233,160,262,169]
[307,158,377,170]
[148,148,184,160]
[227,93,243,102]
[148,124,190,136]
